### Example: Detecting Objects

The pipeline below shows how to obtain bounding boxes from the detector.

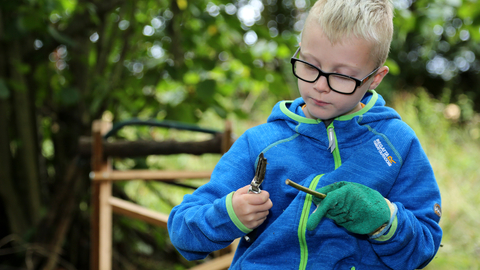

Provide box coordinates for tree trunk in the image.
[9,40,41,225]
[40,156,85,270]
[0,16,31,235]
[0,97,29,235]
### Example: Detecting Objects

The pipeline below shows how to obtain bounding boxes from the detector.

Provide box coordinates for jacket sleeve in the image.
[167,134,255,261]
[369,136,443,270]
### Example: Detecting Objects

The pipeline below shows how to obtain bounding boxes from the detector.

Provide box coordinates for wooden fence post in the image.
[91,120,112,270]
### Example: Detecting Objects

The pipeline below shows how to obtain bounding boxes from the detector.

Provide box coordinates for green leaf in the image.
[183,72,201,85]
[0,78,10,99]
[385,58,400,76]
[277,44,292,59]
[197,79,216,102]
[47,25,76,46]
[60,87,80,106]
[213,104,227,118]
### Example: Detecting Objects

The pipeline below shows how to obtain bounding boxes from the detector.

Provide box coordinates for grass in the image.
[392,90,480,269]
[121,90,480,269]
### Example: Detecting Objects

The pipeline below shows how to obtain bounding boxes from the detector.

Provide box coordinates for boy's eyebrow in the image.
[298,50,314,62]
[299,50,362,75]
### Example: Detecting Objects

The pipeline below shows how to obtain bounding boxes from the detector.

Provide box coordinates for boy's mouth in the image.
[311,98,330,106]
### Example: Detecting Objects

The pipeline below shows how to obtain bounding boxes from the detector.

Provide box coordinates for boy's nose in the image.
[313,75,331,93]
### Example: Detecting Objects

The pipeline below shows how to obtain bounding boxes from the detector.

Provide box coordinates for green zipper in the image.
[327,123,342,169]
[297,125,343,269]
[298,175,323,270]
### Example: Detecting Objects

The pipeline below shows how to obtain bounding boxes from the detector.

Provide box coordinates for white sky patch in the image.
[143,25,155,36]
[225,3,237,15]
[244,30,258,45]
[34,39,43,50]
[119,20,130,30]
[393,0,413,9]
[151,17,164,29]
[237,0,264,27]
[295,0,307,9]
[207,3,220,17]
[90,32,99,43]
[150,45,165,59]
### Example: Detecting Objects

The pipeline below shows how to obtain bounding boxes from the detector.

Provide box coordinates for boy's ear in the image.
[369,66,389,90]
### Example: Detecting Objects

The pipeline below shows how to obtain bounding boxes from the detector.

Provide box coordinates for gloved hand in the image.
[307,181,390,235]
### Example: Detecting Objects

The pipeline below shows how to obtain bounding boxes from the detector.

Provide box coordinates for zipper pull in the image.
[327,127,336,153]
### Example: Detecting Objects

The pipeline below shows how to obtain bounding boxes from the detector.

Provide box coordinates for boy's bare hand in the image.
[232,185,273,230]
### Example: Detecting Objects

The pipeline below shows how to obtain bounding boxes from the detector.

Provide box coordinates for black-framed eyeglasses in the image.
[290,47,379,95]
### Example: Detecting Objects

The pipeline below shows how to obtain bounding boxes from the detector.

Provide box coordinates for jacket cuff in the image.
[226,191,253,234]
[369,203,398,241]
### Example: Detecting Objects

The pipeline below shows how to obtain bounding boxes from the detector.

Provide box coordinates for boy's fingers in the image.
[307,207,327,231]
[317,181,347,194]
[247,190,270,205]
[246,214,268,229]
[255,199,273,211]
[307,207,323,231]
[252,210,269,221]
[236,184,252,195]
[307,197,336,231]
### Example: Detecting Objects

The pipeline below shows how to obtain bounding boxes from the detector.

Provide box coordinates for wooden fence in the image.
[89,120,237,270]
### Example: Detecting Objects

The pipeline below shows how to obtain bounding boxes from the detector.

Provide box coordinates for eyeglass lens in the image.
[293,61,357,94]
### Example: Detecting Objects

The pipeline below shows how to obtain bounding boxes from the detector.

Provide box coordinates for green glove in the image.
[307,181,390,234]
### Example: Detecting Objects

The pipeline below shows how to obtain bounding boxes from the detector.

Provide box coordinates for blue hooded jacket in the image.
[168,91,442,270]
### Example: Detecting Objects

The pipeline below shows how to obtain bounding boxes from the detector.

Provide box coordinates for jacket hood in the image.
[266,90,402,144]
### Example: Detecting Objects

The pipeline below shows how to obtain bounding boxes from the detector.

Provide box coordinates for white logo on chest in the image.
[374,139,396,166]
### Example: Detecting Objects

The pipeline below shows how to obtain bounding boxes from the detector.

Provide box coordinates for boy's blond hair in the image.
[304,0,394,66]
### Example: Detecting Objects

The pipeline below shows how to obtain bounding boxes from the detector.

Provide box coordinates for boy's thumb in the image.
[307,199,334,231]
[307,207,326,231]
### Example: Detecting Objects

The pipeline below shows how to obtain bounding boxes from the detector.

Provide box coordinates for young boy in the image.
[168,0,442,269]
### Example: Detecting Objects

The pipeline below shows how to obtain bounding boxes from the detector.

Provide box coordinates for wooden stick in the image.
[285,179,326,199]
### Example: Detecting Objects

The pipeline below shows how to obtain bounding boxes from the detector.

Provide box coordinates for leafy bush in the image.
[391,90,480,270]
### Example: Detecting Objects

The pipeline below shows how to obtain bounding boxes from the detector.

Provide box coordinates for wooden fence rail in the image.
[89,120,235,270]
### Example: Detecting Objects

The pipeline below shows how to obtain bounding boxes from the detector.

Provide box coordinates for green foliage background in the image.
[0,0,479,269]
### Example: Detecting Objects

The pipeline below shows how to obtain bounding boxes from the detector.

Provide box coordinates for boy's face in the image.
[297,22,388,120]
